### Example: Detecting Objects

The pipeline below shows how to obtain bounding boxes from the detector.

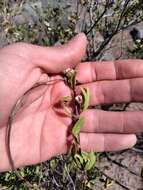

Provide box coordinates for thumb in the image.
[24,33,87,73]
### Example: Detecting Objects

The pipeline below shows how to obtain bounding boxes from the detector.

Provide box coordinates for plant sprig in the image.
[64,68,96,172]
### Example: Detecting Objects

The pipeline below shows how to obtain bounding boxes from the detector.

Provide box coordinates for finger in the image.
[76,59,143,83]
[81,109,143,134]
[80,133,136,152]
[76,78,143,105]
[6,33,87,73]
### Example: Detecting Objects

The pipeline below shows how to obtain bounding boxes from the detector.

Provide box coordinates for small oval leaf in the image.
[72,117,85,137]
[81,87,90,111]
[63,96,72,103]
[85,152,96,171]
[74,154,83,168]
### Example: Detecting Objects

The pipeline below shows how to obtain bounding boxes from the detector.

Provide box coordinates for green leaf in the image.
[70,71,76,88]
[63,104,72,117]
[84,152,96,171]
[5,172,11,181]
[50,159,57,171]
[81,87,90,111]
[20,168,25,177]
[74,154,83,168]
[86,180,96,189]
[72,117,85,137]
[74,154,84,164]
[62,165,68,182]
[63,96,72,103]
[81,151,89,162]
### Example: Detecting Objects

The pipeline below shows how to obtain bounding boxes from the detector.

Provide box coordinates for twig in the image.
[85,0,110,35]
[90,0,133,58]
[116,29,124,59]
[95,166,131,190]
[105,153,140,177]
[6,79,64,190]
[132,147,143,154]
[60,155,76,190]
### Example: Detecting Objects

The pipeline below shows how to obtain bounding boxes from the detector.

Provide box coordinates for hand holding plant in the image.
[0,33,142,173]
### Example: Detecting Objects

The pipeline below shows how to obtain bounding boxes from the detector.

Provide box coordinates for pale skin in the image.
[0,33,143,172]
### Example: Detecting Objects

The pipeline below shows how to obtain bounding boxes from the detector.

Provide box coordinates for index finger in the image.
[76,59,143,84]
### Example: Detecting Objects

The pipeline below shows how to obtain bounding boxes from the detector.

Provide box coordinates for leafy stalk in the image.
[64,68,96,172]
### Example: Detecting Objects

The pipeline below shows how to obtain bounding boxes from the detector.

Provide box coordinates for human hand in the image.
[0,33,87,171]
[0,33,142,172]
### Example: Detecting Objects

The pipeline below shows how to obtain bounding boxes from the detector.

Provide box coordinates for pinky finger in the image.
[80,133,137,152]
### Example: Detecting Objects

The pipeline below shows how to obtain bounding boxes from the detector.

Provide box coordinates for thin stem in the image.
[95,166,131,190]
[105,153,140,177]
[6,79,64,189]
[86,0,110,35]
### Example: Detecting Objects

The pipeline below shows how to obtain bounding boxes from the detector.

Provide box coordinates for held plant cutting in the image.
[64,68,96,172]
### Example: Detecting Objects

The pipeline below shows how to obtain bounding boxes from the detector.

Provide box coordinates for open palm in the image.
[0,34,87,171]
